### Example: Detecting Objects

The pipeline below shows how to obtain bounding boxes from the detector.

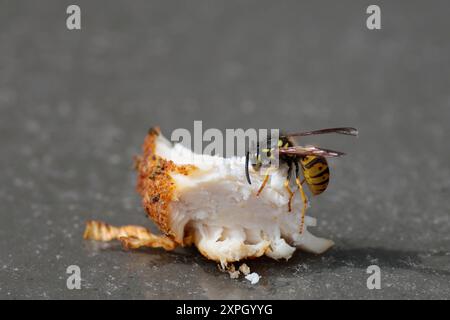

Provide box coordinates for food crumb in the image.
[245,272,260,285]
[229,270,240,279]
[219,263,241,279]
[239,263,250,275]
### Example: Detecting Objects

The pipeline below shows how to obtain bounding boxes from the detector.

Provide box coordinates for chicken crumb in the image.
[219,263,241,279]
[245,272,260,284]
[239,263,251,275]
[229,270,240,279]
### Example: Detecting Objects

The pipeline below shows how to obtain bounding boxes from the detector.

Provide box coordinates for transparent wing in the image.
[278,145,346,157]
[283,127,358,138]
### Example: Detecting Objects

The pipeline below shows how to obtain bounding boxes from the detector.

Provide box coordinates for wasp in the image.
[245,127,358,233]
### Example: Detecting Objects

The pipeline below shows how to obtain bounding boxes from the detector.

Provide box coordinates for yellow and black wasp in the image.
[245,127,358,233]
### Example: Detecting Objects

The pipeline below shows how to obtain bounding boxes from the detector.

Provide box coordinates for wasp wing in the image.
[278,145,346,157]
[283,127,358,138]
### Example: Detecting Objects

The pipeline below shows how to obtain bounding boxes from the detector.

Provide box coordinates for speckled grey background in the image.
[0,0,449,299]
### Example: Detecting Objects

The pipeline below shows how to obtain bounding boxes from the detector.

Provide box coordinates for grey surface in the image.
[0,0,449,299]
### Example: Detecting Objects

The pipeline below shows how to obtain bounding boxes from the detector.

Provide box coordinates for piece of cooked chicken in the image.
[84,127,334,267]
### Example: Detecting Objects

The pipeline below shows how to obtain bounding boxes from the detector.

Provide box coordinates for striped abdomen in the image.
[300,156,330,195]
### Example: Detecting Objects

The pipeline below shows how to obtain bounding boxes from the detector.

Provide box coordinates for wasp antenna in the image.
[245,151,252,185]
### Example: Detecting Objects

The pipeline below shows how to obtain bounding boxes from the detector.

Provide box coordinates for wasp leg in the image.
[284,161,294,212]
[295,162,309,234]
[256,168,271,196]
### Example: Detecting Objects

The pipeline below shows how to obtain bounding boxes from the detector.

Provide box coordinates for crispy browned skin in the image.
[134,127,197,242]
[83,220,176,251]
[84,127,196,251]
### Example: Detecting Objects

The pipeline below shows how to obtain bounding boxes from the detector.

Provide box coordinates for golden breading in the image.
[83,220,176,251]
[84,127,196,251]
[135,127,196,242]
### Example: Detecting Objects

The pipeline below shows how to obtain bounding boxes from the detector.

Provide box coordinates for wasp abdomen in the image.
[300,156,330,195]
